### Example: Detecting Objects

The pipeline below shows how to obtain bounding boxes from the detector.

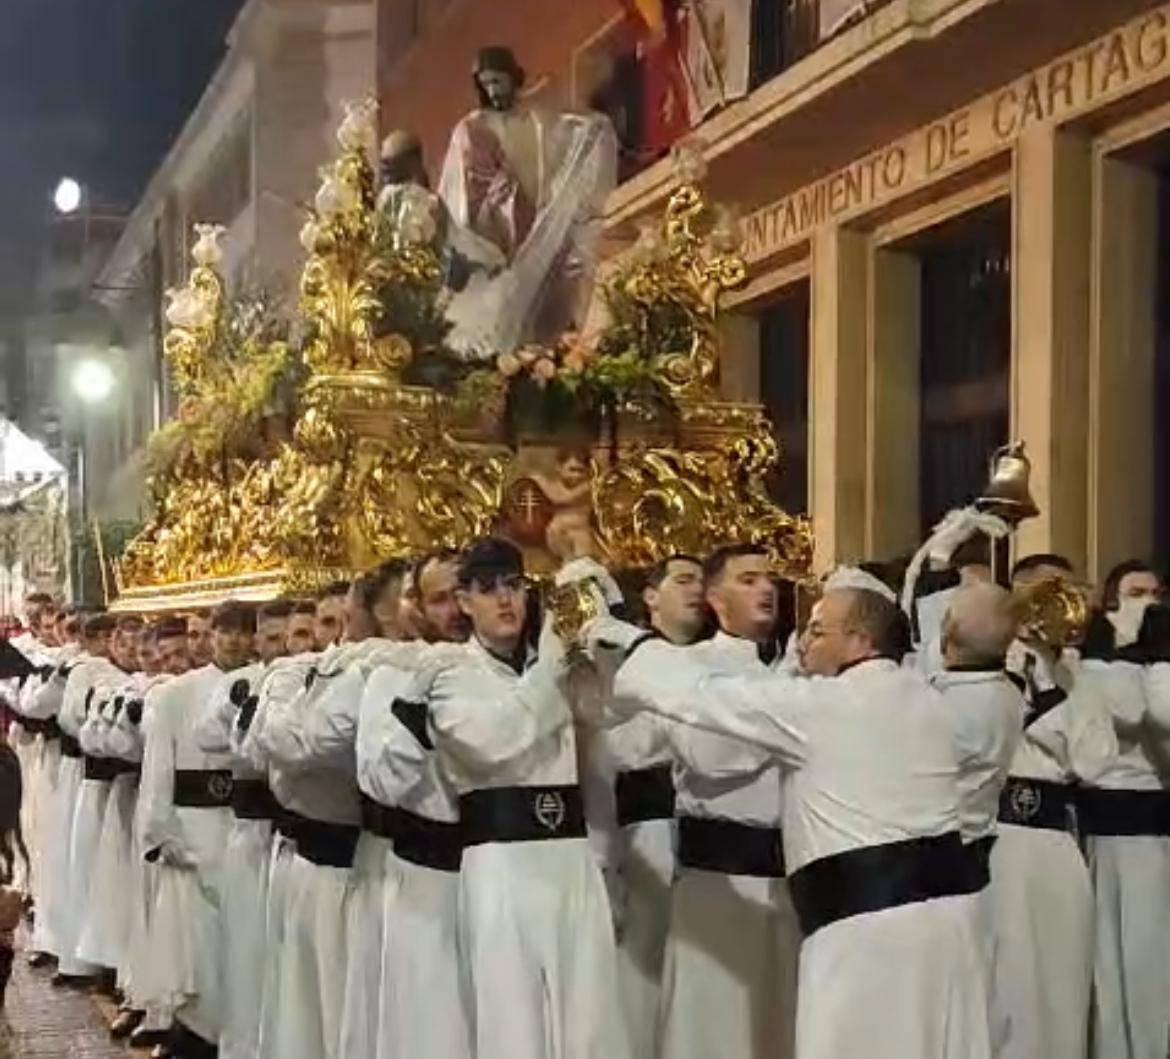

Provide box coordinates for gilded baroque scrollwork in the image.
[113,107,814,612]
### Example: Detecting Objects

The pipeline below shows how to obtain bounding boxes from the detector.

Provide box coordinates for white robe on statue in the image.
[613,644,991,1059]
[138,663,235,1043]
[429,637,630,1059]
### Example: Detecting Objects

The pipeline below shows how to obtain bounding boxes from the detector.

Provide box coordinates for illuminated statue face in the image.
[477,69,516,112]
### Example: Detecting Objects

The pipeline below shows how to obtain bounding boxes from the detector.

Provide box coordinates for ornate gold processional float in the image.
[110,103,812,612]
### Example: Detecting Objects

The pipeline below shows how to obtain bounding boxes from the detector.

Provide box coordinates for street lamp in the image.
[72,358,115,404]
[53,177,83,215]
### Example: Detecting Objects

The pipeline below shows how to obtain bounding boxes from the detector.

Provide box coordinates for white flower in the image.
[315,174,358,217]
[165,288,215,330]
[337,99,377,152]
[191,224,225,267]
[299,220,321,253]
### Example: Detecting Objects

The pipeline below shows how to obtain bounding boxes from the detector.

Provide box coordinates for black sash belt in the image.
[84,756,120,782]
[998,777,1078,833]
[788,831,980,938]
[392,805,462,873]
[231,779,281,821]
[1077,788,1170,837]
[965,834,996,889]
[276,806,305,841]
[112,760,141,779]
[21,716,60,739]
[289,815,360,869]
[615,764,675,827]
[677,814,785,878]
[59,733,82,759]
[173,770,234,809]
[460,785,586,847]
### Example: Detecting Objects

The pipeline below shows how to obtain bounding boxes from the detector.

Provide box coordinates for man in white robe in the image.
[351,555,471,1059]
[930,584,1022,859]
[106,619,190,1045]
[19,610,82,970]
[193,600,291,1059]
[139,602,252,1057]
[237,583,353,1059]
[596,585,991,1059]
[75,617,144,991]
[247,571,405,1059]
[234,644,319,1059]
[627,545,799,1059]
[427,537,629,1059]
[603,554,704,1057]
[52,613,123,986]
[1075,567,1170,1059]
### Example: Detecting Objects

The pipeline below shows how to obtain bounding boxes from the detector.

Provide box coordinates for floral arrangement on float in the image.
[145,226,297,484]
[448,137,748,443]
[110,100,814,609]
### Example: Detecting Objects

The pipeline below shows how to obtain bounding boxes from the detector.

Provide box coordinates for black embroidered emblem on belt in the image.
[533,790,567,831]
[207,773,235,802]
[1008,781,1042,822]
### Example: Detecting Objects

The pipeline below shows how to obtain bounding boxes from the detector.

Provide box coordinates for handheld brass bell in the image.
[975,441,1039,525]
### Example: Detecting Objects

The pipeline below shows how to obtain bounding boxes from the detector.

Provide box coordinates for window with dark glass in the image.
[758,281,810,514]
[1154,170,1170,570]
[917,203,1011,536]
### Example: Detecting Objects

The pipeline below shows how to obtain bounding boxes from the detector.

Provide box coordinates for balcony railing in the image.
[751,0,897,88]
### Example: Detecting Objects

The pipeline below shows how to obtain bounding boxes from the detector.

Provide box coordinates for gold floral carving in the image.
[112,110,813,612]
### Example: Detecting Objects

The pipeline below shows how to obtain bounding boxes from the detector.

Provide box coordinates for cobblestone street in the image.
[5,945,129,1059]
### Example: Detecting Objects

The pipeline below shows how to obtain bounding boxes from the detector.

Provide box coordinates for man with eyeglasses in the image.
[426,536,629,1059]
[589,583,990,1059]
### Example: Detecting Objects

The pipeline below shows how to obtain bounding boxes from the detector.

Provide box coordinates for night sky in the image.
[0,0,246,317]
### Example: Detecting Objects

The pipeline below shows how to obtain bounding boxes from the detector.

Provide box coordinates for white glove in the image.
[555,557,624,609]
[158,841,196,870]
[583,615,648,658]
[926,506,1010,567]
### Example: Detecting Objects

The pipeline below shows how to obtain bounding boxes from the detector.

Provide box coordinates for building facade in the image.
[376,0,1170,580]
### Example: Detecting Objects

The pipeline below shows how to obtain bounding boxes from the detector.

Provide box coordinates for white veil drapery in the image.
[438,109,618,357]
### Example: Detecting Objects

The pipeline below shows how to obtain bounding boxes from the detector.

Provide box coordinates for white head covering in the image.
[823,565,897,604]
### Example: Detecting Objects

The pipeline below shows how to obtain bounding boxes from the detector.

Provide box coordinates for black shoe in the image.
[110,1008,145,1040]
[94,969,119,998]
[130,1026,173,1049]
[171,1021,217,1059]
[50,972,94,989]
[25,951,52,969]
